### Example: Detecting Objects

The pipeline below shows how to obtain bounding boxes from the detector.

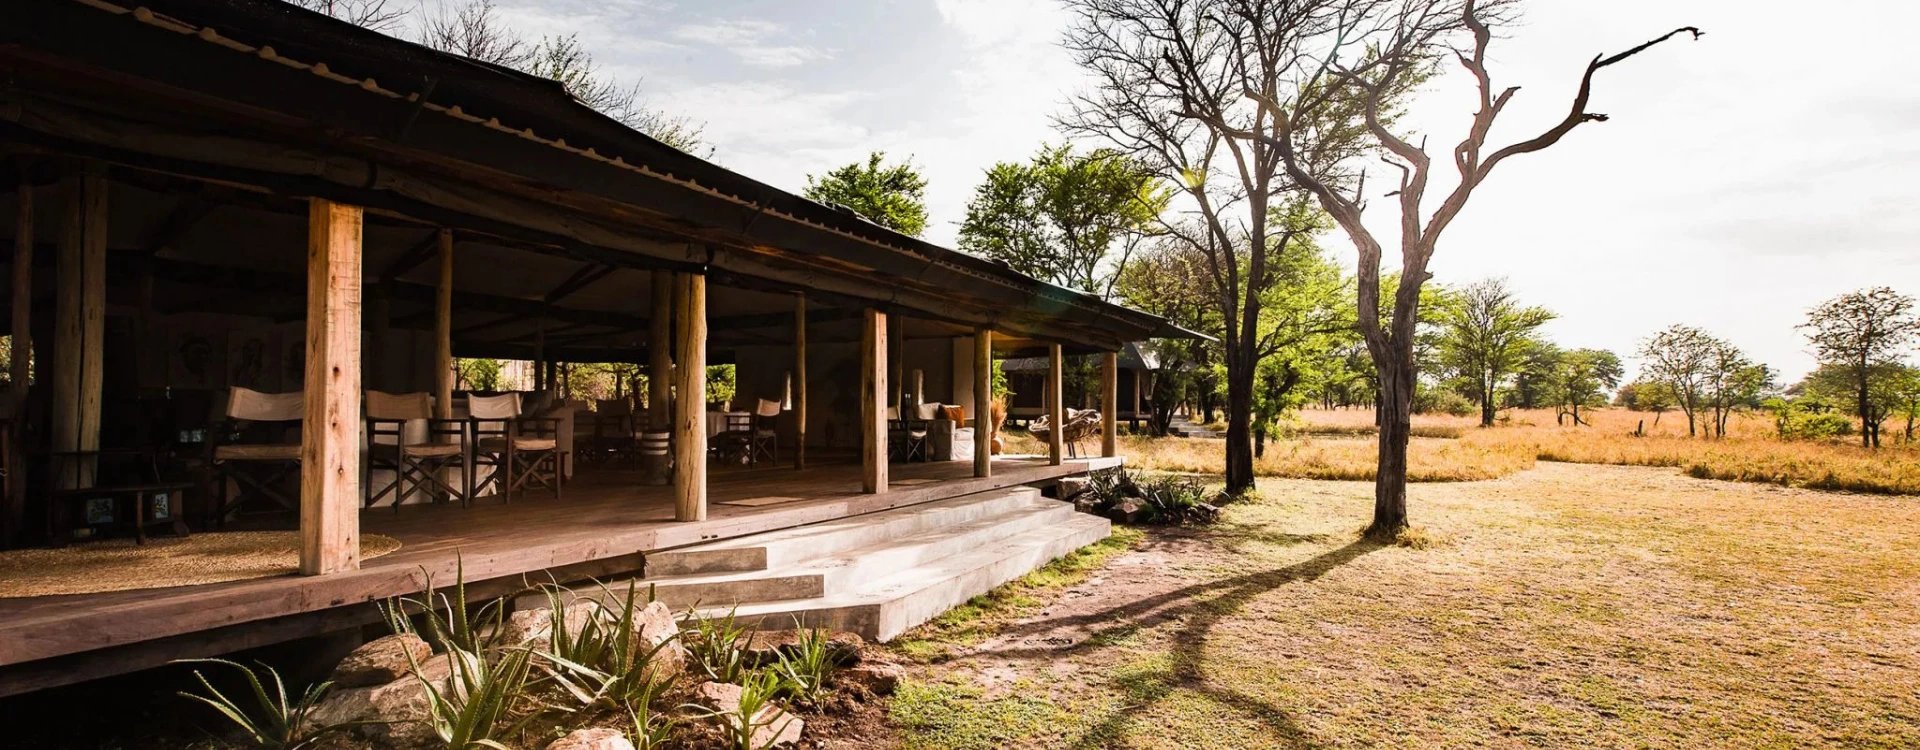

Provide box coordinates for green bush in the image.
[1414,389,1476,417]
[1767,397,1854,441]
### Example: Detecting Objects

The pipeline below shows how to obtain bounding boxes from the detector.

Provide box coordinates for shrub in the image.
[414,645,540,750]
[1133,474,1216,525]
[1414,389,1476,417]
[770,626,840,704]
[536,581,680,711]
[682,607,755,684]
[175,659,353,750]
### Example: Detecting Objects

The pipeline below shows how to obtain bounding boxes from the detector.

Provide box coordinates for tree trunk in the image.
[1254,426,1266,458]
[1366,349,1414,540]
[1223,365,1256,496]
[1479,371,1495,427]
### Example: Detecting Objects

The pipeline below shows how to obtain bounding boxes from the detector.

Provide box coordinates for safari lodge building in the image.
[0,0,1183,695]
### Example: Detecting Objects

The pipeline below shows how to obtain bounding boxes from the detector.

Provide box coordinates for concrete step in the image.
[645,486,1046,576]
[702,513,1112,642]
[640,499,1079,609]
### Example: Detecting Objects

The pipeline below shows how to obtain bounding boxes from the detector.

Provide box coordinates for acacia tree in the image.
[1639,324,1717,437]
[1547,348,1622,426]
[959,145,1169,296]
[803,152,930,237]
[1799,287,1920,448]
[1060,0,1396,494]
[1435,278,1554,427]
[1196,0,1698,537]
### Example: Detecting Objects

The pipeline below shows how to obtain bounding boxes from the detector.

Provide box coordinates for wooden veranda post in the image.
[300,198,363,575]
[644,271,673,485]
[52,166,105,490]
[1101,351,1119,458]
[7,175,31,541]
[672,272,707,521]
[973,329,992,479]
[793,292,807,470]
[433,229,453,419]
[1048,343,1064,466]
[862,308,888,493]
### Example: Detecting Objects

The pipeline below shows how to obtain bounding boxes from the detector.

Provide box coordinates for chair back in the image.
[226,387,302,422]
[725,412,752,433]
[755,398,782,418]
[366,391,433,421]
[916,402,944,421]
[467,393,522,420]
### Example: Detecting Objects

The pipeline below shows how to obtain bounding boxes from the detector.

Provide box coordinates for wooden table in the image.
[50,481,194,546]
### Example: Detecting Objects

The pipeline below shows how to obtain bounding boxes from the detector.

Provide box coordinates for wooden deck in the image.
[0,455,1107,696]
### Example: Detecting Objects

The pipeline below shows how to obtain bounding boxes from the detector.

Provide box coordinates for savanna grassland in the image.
[1120,408,1920,495]
[882,463,1920,749]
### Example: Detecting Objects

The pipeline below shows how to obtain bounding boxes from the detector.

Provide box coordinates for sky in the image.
[468,0,1920,382]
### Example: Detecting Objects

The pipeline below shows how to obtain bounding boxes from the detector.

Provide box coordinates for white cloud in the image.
[672,19,833,69]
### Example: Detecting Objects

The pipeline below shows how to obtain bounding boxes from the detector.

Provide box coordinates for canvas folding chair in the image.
[210,387,303,526]
[364,391,466,512]
[715,410,754,465]
[467,393,563,502]
[749,398,782,465]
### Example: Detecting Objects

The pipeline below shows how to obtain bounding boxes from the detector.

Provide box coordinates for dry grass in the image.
[891,464,1920,748]
[1122,408,1920,495]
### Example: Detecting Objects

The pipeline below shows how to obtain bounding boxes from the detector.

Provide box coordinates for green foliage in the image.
[381,560,506,654]
[1133,475,1213,525]
[457,358,504,392]
[1545,348,1624,425]
[682,607,755,684]
[803,151,929,236]
[770,626,841,704]
[706,364,738,406]
[415,645,539,750]
[1764,397,1853,441]
[1800,287,1920,446]
[1413,388,1475,417]
[175,659,352,750]
[535,582,679,711]
[1640,325,1769,438]
[686,670,794,750]
[1434,278,1555,425]
[958,143,1169,294]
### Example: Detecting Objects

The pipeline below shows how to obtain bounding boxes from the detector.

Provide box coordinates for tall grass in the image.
[1125,408,1920,495]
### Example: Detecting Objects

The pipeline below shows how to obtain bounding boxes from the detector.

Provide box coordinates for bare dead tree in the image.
[1211,0,1700,539]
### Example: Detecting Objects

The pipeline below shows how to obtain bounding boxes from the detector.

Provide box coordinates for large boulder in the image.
[498,605,594,650]
[1108,498,1146,525]
[329,633,432,688]
[694,681,804,748]
[546,727,636,750]
[630,600,688,682]
[1056,476,1091,501]
[307,652,456,747]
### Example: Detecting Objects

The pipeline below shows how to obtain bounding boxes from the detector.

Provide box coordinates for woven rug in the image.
[0,532,402,597]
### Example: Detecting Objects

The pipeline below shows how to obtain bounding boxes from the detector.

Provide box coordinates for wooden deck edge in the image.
[0,460,1101,674]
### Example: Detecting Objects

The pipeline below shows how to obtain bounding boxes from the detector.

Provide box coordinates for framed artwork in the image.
[150,492,172,521]
[84,497,114,525]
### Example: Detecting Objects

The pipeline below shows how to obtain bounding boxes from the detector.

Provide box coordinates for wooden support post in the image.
[973,328,992,479]
[532,321,546,393]
[672,272,706,521]
[648,272,673,428]
[1102,350,1119,458]
[793,292,807,470]
[433,230,453,419]
[51,167,106,490]
[7,175,31,541]
[1048,343,1064,466]
[887,313,903,410]
[862,308,888,493]
[299,198,363,575]
[9,177,27,409]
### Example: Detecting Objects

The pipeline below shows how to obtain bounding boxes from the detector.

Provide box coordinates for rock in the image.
[498,605,594,649]
[1056,476,1090,500]
[1108,498,1145,525]
[546,727,636,750]
[743,629,865,668]
[307,652,456,747]
[838,662,904,697]
[1191,502,1222,524]
[329,633,433,688]
[694,682,803,748]
[630,600,688,681]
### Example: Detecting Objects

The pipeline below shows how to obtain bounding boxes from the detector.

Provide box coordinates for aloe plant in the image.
[175,658,354,750]
[770,625,839,703]
[687,670,794,750]
[682,606,755,684]
[381,558,506,653]
[412,645,540,750]
[537,581,682,710]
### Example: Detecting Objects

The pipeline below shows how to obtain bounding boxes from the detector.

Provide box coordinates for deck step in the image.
[638,499,1079,609]
[645,486,1046,576]
[696,513,1111,642]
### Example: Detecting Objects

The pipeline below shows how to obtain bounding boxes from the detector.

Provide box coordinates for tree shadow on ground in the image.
[977,537,1384,749]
